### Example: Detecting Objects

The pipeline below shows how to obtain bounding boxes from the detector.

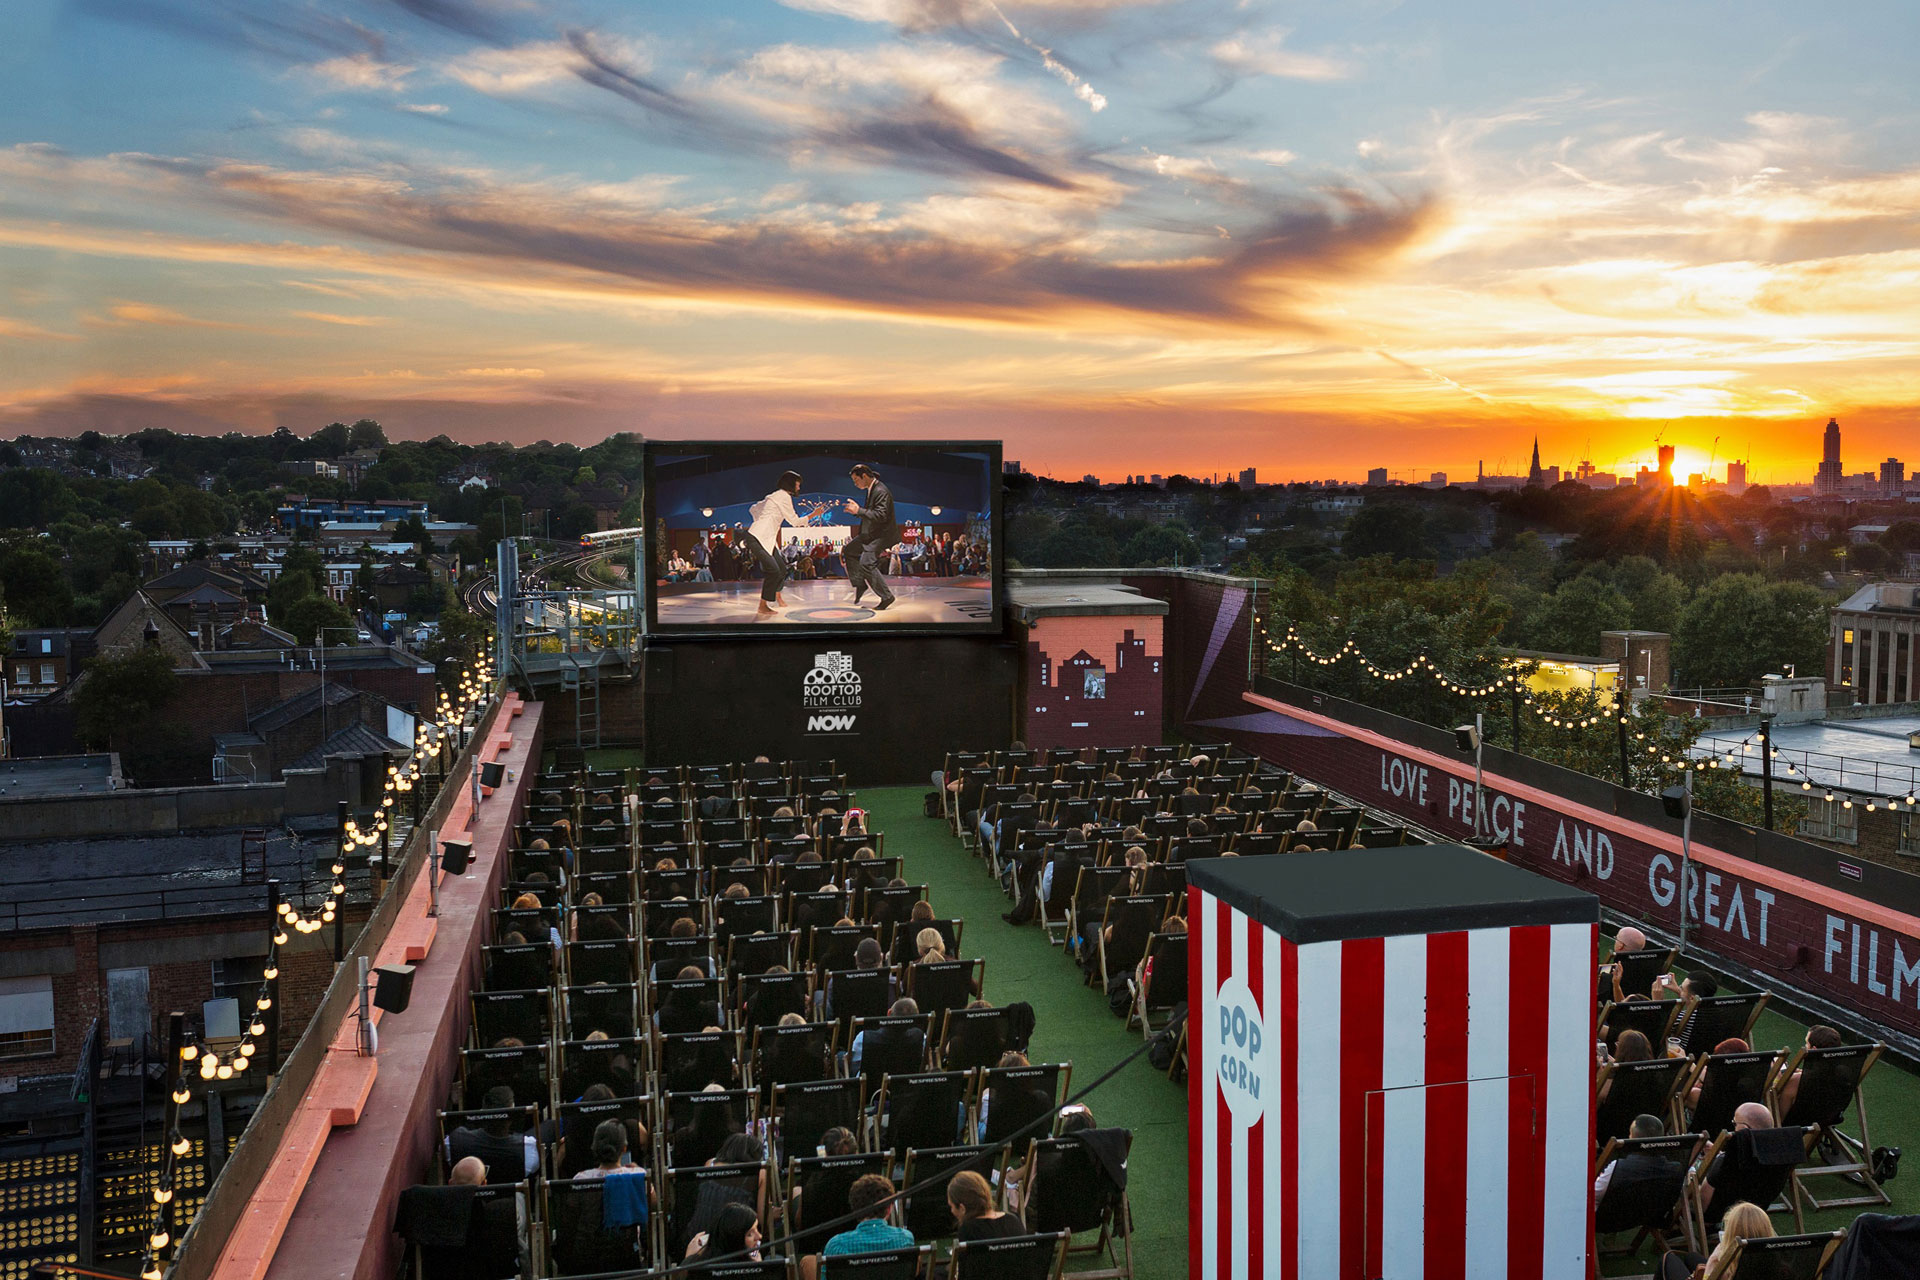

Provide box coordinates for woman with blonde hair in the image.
[1660,1201,1772,1279]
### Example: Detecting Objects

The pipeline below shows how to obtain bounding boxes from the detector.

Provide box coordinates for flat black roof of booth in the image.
[1187,844,1597,944]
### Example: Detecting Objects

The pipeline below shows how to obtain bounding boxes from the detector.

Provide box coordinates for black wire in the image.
[561,1035,1159,1279]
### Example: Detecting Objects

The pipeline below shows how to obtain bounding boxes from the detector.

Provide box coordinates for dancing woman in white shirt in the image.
[744,470,820,618]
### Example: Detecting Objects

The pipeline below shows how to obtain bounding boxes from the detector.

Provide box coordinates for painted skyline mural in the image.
[2,0,1917,480]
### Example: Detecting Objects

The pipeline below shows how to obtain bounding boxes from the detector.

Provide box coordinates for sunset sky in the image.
[2,0,1916,481]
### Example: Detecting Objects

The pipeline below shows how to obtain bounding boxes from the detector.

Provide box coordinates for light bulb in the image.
[170,1132,190,1156]
[149,1230,170,1250]
[331,863,344,875]
[273,931,288,946]
[332,882,346,895]
[153,1187,173,1205]
[231,1055,249,1073]
[240,1040,256,1056]
[216,1063,233,1080]
[171,1082,190,1105]
[143,1261,163,1280]
[249,1021,266,1037]
[263,966,278,981]
[180,1044,198,1061]
[259,996,274,1010]
[276,902,292,916]
[199,1057,217,1080]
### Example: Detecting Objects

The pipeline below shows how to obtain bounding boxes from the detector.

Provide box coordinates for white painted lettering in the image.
[1754,890,1774,948]
[1723,885,1748,940]
[1649,854,1675,908]
[1868,930,1888,996]
[1894,942,1920,1007]
[1703,872,1723,930]
[1825,915,1846,975]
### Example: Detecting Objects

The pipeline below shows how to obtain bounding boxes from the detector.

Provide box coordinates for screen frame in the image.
[640,438,1004,638]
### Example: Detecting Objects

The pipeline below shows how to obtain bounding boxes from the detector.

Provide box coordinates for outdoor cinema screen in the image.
[644,441,1001,634]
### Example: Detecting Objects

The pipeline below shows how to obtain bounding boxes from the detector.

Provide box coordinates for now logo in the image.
[807,714,857,733]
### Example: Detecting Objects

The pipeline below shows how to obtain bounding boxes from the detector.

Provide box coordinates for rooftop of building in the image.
[1837,581,1920,615]
[0,754,120,799]
[1697,712,1920,795]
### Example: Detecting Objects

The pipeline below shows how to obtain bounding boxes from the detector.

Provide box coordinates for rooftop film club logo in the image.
[803,651,861,734]
[1213,974,1265,1128]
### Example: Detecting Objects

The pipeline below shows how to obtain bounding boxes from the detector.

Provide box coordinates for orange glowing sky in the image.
[2,0,1917,482]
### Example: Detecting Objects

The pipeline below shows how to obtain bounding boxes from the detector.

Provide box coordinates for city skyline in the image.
[2,1,1917,479]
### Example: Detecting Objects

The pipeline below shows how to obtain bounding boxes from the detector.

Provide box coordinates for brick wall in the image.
[1795,807,1920,873]
[1123,573,1262,731]
[1021,617,1163,750]
[166,667,436,783]
[0,905,370,1076]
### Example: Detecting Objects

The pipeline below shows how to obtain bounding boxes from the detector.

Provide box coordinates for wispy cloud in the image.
[290,309,389,325]
[309,52,414,90]
[0,145,1436,329]
[1210,30,1349,82]
[92,300,243,329]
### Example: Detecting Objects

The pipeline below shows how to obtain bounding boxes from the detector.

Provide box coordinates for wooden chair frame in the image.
[1768,1041,1889,1212]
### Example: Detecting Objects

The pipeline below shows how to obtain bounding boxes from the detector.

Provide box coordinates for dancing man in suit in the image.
[842,462,900,611]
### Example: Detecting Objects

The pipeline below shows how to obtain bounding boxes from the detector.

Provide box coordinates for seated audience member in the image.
[1593,1113,1669,1199]
[790,1127,863,1255]
[658,966,724,1035]
[821,1173,915,1260]
[1775,1024,1844,1120]
[672,1084,745,1168]
[949,1169,1023,1245]
[572,1119,638,1181]
[1658,1200,1773,1280]
[685,1202,761,1264]
[1698,1102,1778,1213]
[1602,925,1648,1002]
[1652,969,1718,1049]
[1597,1029,1654,1107]
[676,1133,767,1256]
[446,1086,538,1181]
[1137,914,1186,993]
[852,997,926,1083]
[827,939,892,1021]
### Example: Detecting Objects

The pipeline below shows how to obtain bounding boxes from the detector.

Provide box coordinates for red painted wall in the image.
[1023,617,1164,750]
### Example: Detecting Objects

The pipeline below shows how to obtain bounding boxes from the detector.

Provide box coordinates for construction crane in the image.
[1706,435,1719,482]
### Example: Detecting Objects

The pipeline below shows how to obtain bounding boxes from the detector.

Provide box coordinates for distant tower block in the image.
[1190,847,1598,1278]
[1817,417,1844,494]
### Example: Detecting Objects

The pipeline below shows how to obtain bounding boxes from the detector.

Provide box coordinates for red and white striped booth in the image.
[1189,845,1599,1279]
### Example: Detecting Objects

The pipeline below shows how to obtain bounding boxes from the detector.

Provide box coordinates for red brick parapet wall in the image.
[1221,690,1920,1046]
[197,694,543,1280]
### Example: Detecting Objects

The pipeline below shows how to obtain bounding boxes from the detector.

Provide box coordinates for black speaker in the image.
[1660,785,1691,821]
[480,760,505,789]
[372,964,415,1014]
[441,839,473,875]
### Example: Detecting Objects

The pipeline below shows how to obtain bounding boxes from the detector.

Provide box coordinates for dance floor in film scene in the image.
[655,576,994,626]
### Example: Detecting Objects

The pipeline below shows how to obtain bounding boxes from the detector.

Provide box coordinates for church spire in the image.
[1528,437,1545,487]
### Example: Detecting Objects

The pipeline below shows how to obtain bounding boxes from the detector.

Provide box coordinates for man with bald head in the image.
[450,1155,487,1185]
[1602,925,1655,1004]
[1698,1102,1777,1212]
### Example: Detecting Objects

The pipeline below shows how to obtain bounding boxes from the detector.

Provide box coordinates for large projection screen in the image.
[643,441,1002,636]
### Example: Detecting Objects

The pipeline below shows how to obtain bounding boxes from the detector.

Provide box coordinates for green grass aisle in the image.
[862,786,1190,1278]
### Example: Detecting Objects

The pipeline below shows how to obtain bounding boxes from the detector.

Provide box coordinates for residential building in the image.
[1366,467,1388,486]
[1239,467,1257,487]
[7,630,82,700]
[1882,458,1906,499]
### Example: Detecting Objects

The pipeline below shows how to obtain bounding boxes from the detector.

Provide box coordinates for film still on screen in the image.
[645,442,1001,634]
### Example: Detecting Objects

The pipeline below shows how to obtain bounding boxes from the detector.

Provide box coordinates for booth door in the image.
[1363,1074,1535,1279]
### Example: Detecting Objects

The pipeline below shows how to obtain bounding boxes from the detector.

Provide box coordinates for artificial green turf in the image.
[860,785,1191,1278]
